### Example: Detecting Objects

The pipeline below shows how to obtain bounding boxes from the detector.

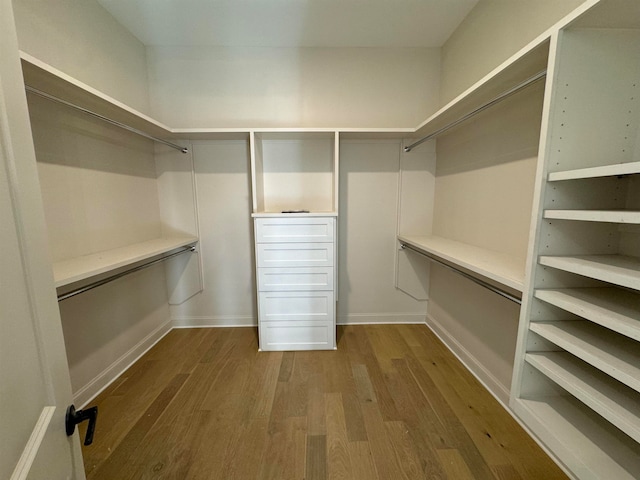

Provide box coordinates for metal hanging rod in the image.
[57,245,196,302]
[400,243,522,305]
[25,86,188,154]
[404,70,547,153]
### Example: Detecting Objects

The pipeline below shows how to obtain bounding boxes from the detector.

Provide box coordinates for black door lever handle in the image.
[65,404,98,445]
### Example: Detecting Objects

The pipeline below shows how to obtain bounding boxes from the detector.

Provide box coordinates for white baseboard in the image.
[172,315,257,328]
[74,319,173,408]
[424,313,510,405]
[337,313,426,325]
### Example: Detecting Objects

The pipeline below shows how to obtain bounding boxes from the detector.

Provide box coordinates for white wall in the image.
[12,0,151,114]
[146,46,440,128]
[171,140,256,327]
[440,0,587,104]
[338,140,429,324]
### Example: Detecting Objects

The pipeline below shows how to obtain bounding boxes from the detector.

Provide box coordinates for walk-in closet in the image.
[2,0,639,479]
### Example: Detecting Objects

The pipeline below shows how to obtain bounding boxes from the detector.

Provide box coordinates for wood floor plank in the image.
[437,448,476,480]
[348,441,379,480]
[325,393,353,480]
[385,421,428,480]
[82,325,569,480]
[306,434,328,480]
[360,402,408,480]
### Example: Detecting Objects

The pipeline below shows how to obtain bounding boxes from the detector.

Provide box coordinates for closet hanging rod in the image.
[57,245,196,302]
[404,70,547,153]
[25,86,189,154]
[400,243,522,305]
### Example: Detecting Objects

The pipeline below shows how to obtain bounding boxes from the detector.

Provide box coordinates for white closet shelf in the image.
[412,40,549,141]
[539,254,640,291]
[529,320,640,393]
[20,53,173,140]
[543,209,640,224]
[548,161,640,181]
[512,395,640,480]
[53,236,198,288]
[398,235,525,291]
[526,351,640,443]
[252,212,338,218]
[535,288,640,341]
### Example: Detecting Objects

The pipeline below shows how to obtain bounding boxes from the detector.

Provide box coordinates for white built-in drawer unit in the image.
[254,216,336,351]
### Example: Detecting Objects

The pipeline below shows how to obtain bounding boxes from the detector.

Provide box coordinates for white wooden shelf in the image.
[251,212,338,218]
[529,320,640,393]
[535,288,640,342]
[21,53,173,140]
[513,395,640,480]
[53,236,198,288]
[543,209,640,224]
[412,40,550,141]
[398,235,525,292]
[548,161,640,181]
[526,351,640,443]
[539,254,640,291]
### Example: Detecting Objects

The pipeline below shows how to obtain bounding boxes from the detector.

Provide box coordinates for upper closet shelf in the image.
[53,236,197,288]
[548,161,640,181]
[410,39,550,143]
[398,235,525,292]
[21,53,173,141]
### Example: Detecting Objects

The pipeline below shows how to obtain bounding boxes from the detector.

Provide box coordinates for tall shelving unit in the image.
[511,1,640,477]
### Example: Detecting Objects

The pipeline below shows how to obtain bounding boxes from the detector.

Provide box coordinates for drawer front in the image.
[257,243,334,268]
[259,291,334,321]
[255,217,334,243]
[259,321,335,351]
[258,267,334,291]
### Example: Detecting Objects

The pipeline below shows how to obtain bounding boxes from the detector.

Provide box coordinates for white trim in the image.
[10,406,56,480]
[74,319,172,408]
[337,313,426,325]
[172,315,257,328]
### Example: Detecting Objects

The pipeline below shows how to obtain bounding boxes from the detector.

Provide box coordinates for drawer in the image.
[259,291,334,321]
[259,320,335,351]
[257,243,334,268]
[255,217,334,243]
[257,267,333,291]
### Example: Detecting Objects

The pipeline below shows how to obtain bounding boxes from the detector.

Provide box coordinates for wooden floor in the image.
[80,325,568,480]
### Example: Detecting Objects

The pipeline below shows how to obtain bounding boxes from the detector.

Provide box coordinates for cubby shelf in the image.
[513,395,640,480]
[53,236,198,288]
[397,235,525,292]
[543,210,640,224]
[548,161,640,182]
[539,255,640,291]
[535,288,640,341]
[529,320,640,393]
[526,351,640,443]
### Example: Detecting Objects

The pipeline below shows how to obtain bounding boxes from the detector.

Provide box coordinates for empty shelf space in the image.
[513,395,640,480]
[543,209,640,224]
[53,236,198,287]
[548,161,640,181]
[526,352,640,443]
[398,235,525,291]
[539,254,640,291]
[529,320,640,393]
[535,288,640,341]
